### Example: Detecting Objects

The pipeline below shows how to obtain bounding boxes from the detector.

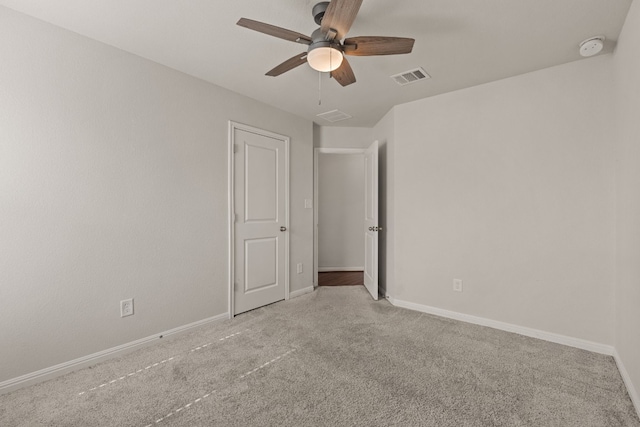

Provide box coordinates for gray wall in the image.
[0,7,313,383]
[613,0,640,410]
[314,125,373,149]
[392,55,616,345]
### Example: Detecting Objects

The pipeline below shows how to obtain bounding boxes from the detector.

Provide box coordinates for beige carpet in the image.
[1,286,638,426]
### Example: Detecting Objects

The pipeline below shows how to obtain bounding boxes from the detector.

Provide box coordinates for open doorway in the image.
[317,150,365,275]
[313,145,379,299]
[313,141,382,300]
[316,149,365,287]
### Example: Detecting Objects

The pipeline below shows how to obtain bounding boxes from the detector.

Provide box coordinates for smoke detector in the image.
[579,36,605,57]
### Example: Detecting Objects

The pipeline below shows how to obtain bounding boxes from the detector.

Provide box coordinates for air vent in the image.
[390,67,431,86]
[317,109,352,123]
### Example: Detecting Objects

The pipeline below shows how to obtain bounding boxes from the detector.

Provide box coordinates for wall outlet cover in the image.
[120,298,134,317]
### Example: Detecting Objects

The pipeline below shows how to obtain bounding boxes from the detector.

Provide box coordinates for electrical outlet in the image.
[297,263,303,274]
[120,298,134,317]
[453,279,463,292]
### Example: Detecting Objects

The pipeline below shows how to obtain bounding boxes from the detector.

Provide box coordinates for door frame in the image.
[228,121,290,318]
[313,147,367,287]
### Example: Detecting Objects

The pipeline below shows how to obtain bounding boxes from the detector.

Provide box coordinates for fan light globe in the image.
[307,45,343,72]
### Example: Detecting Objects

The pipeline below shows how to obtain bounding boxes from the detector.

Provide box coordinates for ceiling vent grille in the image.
[317,109,352,123]
[390,67,431,86]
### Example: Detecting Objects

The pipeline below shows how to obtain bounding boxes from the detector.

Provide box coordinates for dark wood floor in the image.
[318,271,364,287]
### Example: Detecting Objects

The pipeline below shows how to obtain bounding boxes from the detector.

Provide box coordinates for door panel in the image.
[244,237,278,293]
[363,141,379,300]
[233,127,288,315]
[245,145,278,222]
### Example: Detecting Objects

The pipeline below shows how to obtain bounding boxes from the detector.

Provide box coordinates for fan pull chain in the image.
[318,71,322,106]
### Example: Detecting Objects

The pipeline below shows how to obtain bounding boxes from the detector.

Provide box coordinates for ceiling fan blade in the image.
[321,0,363,40]
[343,36,415,56]
[266,52,308,77]
[237,18,312,45]
[331,57,356,86]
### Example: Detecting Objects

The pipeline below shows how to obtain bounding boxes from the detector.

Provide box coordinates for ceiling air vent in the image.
[317,109,352,123]
[391,67,431,86]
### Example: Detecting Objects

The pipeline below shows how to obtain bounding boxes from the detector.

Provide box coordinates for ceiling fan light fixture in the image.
[237,0,414,87]
[307,43,343,72]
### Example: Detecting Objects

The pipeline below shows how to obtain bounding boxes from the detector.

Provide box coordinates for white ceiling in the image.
[0,0,632,127]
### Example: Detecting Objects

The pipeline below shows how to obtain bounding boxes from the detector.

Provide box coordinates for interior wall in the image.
[392,55,616,345]
[318,154,364,270]
[0,6,313,383]
[314,125,373,149]
[613,0,640,410]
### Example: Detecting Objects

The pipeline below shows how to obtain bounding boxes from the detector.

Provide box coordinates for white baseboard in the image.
[0,313,228,395]
[318,267,364,272]
[289,286,314,299]
[614,350,640,420]
[387,297,615,356]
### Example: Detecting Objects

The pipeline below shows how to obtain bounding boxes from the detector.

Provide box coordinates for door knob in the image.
[280,226,287,232]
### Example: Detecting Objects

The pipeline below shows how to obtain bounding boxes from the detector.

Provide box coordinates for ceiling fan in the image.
[237,0,415,87]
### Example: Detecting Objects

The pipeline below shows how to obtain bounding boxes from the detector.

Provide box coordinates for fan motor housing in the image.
[313,2,330,25]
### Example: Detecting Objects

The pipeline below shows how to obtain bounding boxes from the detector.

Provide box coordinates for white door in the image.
[363,141,379,300]
[231,125,289,315]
